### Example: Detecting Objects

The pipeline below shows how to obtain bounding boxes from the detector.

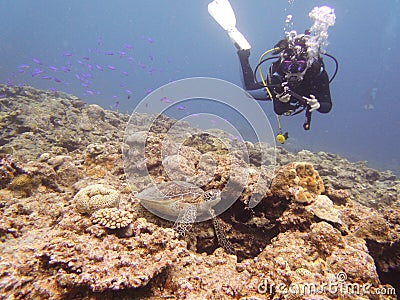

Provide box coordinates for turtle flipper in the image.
[209,209,235,255]
[173,204,197,237]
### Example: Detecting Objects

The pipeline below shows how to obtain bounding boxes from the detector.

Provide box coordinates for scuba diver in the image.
[208,0,338,143]
[237,32,332,129]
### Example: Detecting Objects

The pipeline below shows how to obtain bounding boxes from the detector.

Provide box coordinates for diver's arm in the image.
[237,49,266,91]
[270,69,292,114]
[315,70,332,113]
[247,89,272,100]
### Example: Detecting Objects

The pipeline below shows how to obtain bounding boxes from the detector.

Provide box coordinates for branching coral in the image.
[91,208,134,229]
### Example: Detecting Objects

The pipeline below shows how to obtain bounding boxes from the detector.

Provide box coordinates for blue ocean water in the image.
[1,0,399,175]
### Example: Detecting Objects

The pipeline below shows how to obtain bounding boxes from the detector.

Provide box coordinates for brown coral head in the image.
[271,162,324,202]
[73,184,120,214]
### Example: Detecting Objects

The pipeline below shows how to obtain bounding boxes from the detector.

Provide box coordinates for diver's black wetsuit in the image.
[237,49,332,115]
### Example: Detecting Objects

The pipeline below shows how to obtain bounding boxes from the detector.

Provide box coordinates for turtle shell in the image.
[136,181,220,218]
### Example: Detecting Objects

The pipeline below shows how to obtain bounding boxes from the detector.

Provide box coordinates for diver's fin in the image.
[208,0,251,50]
[227,28,251,50]
[208,0,236,31]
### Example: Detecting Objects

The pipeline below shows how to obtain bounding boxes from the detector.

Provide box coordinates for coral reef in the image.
[0,85,399,299]
[306,195,342,225]
[38,218,186,293]
[73,184,120,214]
[91,207,135,229]
[8,173,40,197]
[0,154,23,189]
[271,161,324,203]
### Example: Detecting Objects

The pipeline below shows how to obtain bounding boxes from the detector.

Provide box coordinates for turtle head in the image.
[203,189,221,203]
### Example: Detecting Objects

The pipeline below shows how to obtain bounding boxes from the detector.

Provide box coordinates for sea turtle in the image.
[135,181,235,254]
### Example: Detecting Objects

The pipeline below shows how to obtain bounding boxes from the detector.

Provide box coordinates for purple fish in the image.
[107,65,116,70]
[86,90,94,95]
[60,66,71,72]
[118,51,127,57]
[63,52,72,57]
[83,72,93,79]
[41,75,52,80]
[48,66,58,71]
[160,97,172,103]
[125,44,133,49]
[95,64,103,71]
[122,71,129,76]
[105,51,114,56]
[18,64,30,69]
[146,88,153,94]
[31,68,44,77]
[32,58,43,65]
[54,77,62,83]
[177,105,186,111]
[87,64,93,71]
[82,56,90,61]
[125,89,132,94]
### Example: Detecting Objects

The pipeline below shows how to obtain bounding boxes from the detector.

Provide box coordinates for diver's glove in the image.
[303,94,320,112]
[276,92,291,103]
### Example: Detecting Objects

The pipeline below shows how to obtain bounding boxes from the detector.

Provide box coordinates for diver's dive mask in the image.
[281,60,307,73]
[280,57,308,86]
[279,33,309,85]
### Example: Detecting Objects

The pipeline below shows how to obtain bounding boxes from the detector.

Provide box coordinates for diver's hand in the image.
[277,92,291,103]
[303,94,320,112]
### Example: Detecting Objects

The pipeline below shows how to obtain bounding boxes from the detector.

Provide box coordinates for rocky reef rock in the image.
[0,85,399,299]
[37,218,186,294]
